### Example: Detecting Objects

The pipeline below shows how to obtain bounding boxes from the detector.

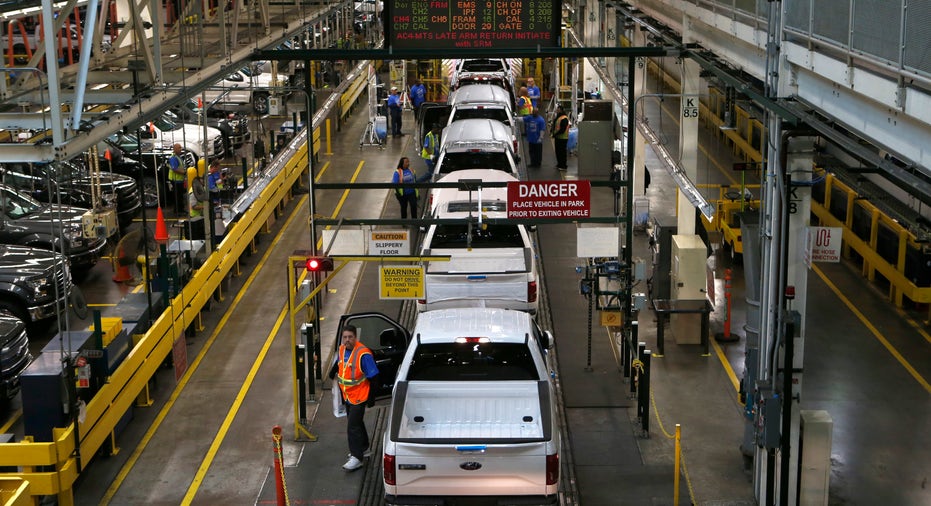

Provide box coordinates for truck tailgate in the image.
[392,443,551,496]
[392,381,550,441]
[425,248,530,303]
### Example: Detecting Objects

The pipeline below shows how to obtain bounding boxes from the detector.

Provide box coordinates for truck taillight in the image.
[384,453,396,485]
[513,138,518,153]
[528,281,537,303]
[418,299,426,305]
[546,453,559,485]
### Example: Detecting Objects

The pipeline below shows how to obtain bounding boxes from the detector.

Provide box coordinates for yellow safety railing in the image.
[339,69,368,119]
[644,53,931,310]
[812,173,931,306]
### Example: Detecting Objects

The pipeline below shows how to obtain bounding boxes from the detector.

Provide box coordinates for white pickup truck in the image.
[334,308,559,505]
[419,170,538,314]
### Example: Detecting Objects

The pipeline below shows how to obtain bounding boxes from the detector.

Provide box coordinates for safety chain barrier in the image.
[626,333,697,505]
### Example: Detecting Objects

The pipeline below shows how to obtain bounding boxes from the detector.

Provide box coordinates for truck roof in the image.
[413,308,534,344]
[432,169,516,212]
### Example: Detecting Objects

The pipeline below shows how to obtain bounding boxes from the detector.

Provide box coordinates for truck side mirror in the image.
[541,330,554,350]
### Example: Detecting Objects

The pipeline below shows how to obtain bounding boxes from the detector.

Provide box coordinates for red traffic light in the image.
[305,256,334,272]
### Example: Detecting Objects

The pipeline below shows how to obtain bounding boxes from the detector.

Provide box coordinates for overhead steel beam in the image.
[6,3,341,162]
[786,99,931,209]
[686,50,800,126]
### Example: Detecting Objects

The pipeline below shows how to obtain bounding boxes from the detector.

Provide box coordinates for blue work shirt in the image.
[342,346,379,379]
[410,84,426,107]
[525,114,547,144]
[392,166,432,196]
[207,171,223,191]
[527,85,541,108]
[387,93,401,112]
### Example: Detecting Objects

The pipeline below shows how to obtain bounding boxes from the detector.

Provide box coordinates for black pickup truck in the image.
[0,160,141,229]
[0,243,72,323]
[0,313,32,412]
[0,184,107,272]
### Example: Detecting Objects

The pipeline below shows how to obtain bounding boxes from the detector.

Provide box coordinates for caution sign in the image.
[379,266,424,299]
[369,230,410,256]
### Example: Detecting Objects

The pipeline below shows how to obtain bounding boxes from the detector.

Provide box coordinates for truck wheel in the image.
[142,177,160,208]
[253,93,270,115]
[0,299,28,324]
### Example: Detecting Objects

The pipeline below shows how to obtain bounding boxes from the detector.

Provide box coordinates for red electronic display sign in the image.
[507,180,591,219]
[386,0,560,50]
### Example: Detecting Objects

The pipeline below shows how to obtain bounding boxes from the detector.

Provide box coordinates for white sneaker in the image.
[343,455,363,471]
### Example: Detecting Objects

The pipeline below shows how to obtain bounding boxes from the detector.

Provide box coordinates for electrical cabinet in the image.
[799,410,833,505]
[650,215,677,301]
[577,100,615,177]
[670,234,708,344]
[21,351,72,442]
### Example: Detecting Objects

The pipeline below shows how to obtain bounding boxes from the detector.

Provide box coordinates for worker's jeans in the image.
[346,401,369,459]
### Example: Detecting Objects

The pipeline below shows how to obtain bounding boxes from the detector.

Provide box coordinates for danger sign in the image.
[379,266,424,299]
[507,180,591,219]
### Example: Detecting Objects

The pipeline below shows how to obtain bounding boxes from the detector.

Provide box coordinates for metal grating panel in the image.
[812,0,850,45]
[785,0,811,33]
[851,0,901,62]
[904,0,931,75]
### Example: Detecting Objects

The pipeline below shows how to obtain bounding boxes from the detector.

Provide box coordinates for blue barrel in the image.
[567,126,579,152]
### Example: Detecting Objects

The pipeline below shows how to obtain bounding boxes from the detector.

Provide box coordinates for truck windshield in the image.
[450,108,511,126]
[438,152,511,174]
[0,187,42,219]
[429,223,524,249]
[407,342,539,381]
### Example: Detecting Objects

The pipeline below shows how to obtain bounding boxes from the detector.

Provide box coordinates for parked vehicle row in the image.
[353,61,556,505]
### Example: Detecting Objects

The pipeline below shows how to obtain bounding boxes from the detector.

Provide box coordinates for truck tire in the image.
[253,92,270,115]
[142,176,161,208]
[0,298,28,324]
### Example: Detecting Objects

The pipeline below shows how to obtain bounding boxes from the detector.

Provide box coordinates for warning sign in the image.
[379,266,424,299]
[507,180,591,219]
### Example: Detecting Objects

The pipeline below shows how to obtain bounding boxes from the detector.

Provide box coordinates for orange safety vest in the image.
[337,342,373,405]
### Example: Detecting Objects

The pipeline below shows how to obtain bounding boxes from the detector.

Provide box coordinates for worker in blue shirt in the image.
[391,156,433,219]
[526,77,541,109]
[409,79,427,123]
[387,87,403,137]
[525,108,547,168]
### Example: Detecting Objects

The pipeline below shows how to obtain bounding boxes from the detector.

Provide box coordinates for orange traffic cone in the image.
[112,246,133,283]
[155,207,169,243]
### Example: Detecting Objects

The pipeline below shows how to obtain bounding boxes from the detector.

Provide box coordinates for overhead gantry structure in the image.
[0,0,358,162]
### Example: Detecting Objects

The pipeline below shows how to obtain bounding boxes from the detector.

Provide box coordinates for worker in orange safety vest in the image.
[332,324,379,471]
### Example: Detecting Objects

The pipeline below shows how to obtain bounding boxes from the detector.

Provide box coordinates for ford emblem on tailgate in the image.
[460,461,483,471]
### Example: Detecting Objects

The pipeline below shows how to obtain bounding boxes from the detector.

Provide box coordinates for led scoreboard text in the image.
[387,0,560,49]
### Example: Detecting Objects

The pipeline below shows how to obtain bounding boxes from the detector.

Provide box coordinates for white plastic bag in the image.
[332,382,346,418]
